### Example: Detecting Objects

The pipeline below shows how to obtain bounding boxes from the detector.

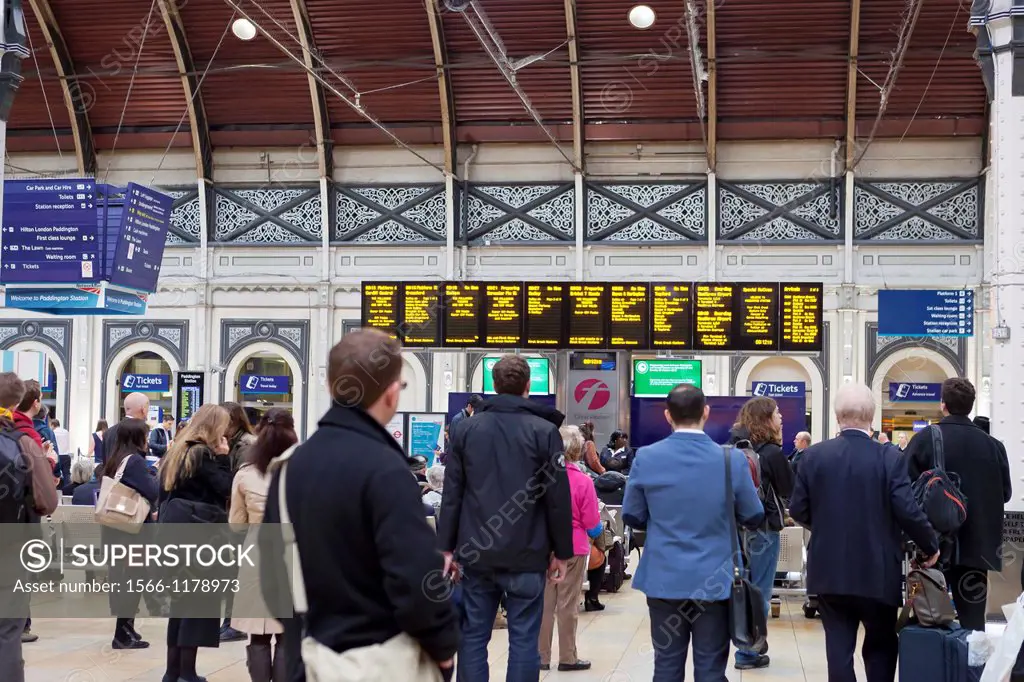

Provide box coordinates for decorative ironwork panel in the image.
[717,181,843,241]
[854,179,981,241]
[585,182,707,242]
[462,184,575,243]
[212,187,321,244]
[333,185,446,243]
[865,322,967,380]
[158,187,202,245]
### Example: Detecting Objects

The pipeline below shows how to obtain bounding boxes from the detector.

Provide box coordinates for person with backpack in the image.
[0,372,58,682]
[904,377,1011,631]
[727,395,794,671]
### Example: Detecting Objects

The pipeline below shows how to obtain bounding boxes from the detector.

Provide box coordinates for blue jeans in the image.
[735,529,780,664]
[457,568,546,682]
[648,598,730,682]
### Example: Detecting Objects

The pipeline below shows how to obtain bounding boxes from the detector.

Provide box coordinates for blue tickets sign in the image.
[751,381,806,398]
[121,373,170,392]
[239,375,291,395]
[109,183,173,293]
[888,382,942,402]
[878,290,974,337]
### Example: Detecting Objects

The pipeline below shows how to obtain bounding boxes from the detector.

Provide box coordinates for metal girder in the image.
[156,0,213,180]
[290,0,333,179]
[27,0,96,175]
[706,0,717,172]
[844,0,862,169]
[564,0,584,171]
[425,0,456,175]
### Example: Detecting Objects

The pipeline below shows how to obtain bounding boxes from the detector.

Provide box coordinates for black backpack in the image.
[911,426,968,535]
[0,429,29,523]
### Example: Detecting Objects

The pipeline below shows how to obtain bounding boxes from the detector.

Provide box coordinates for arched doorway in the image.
[8,341,66,425]
[735,356,823,443]
[874,351,954,444]
[399,354,428,413]
[233,351,295,424]
[117,351,173,425]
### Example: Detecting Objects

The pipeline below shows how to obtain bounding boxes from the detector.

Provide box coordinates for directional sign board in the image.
[2,179,98,284]
[878,290,975,337]
[109,183,172,293]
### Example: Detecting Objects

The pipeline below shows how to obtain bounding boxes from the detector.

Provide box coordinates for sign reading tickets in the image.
[632,359,702,398]
[238,375,290,395]
[752,381,806,398]
[121,373,170,392]
[482,357,550,395]
[888,382,942,402]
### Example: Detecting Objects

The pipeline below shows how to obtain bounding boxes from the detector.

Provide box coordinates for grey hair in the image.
[426,465,445,491]
[71,457,96,485]
[795,431,812,444]
[834,384,876,429]
[560,425,584,462]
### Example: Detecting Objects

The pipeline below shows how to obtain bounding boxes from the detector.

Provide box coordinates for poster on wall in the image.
[566,369,620,446]
[408,413,446,466]
[385,413,406,450]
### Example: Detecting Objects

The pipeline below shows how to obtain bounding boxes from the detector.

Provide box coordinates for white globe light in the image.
[628,5,656,30]
[231,18,258,41]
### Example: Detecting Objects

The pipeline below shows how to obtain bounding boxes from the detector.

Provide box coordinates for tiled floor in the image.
[23,584,845,681]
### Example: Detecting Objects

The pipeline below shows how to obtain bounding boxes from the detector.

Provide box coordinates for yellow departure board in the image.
[360,282,400,338]
[443,283,481,346]
[568,283,609,348]
[524,282,565,348]
[651,283,693,348]
[781,283,823,352]
[609,283,649,348]
[401,282,442,346]
[482,282,524,347]
[736,284,779,351]
[694,284,734,350]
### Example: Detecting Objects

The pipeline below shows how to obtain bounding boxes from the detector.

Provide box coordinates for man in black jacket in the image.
[440,354,574,682]
[905,377,1012,631]
[261,330,458,681]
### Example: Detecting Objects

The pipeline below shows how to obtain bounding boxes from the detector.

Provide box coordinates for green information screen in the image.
[483,357,551,395]
[632,359,702,397]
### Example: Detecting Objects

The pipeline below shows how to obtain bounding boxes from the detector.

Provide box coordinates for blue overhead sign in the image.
[878,289,974,337]
[889,382,942,402]
[752,381,806,398]
[4,285,148,316]
[239,375,291,395]
[1,179,98,284]
[109,183,173,293]
[121,374,170,392]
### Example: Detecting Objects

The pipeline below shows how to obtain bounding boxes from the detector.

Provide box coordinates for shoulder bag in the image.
[722,445,768,652]
[274,445,443,682]
[897,566,957,629]
[95,456,150,534]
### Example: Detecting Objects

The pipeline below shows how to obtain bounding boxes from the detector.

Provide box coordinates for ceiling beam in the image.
[564,0,584,172]
[156,0,213,180]
[706,0,717,173]
[290,0,333,179]
[27,0,96,175]
[844,0,862,169]
[425,0,456,176]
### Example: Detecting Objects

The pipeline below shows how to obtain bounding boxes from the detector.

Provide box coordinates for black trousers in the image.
[817,594,898,682]
[647,597,730,682]
[945,564,988,631]
[586,560,605,601]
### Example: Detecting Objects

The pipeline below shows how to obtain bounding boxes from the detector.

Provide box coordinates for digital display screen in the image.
[524,282,565,348]
[694,284,734,351]
[651,283,693,349]
[781,283,823,352]
[567,283,609,348]
[481,282,524,347]
[609,283,649,349]
[735,283,779,351]
[443,282,481,347]
[360,282,401,338]
[401,282,442,346]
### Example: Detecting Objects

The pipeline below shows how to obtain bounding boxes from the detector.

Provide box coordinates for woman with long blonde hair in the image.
[158,403,234,682]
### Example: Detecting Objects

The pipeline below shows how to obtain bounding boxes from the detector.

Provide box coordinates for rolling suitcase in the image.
[601,540,626,593]
[897,623,982,682]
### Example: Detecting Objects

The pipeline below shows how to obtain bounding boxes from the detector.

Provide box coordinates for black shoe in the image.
[218,625,247,643]
[558,660,592,671]
[112,637,150,650]
[735,654,770,670]
[540,664,550,671]
[584,599,606,612]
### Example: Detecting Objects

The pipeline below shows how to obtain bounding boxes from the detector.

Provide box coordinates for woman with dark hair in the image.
[102,418,160,650]
[729,396,794,671]
[579,422,605,476]
[600,431,633,473]
[223,402,256,475]
[89,419,109,464]
[229,408,297,682]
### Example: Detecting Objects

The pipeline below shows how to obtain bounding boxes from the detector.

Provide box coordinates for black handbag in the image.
[722,445,768,652]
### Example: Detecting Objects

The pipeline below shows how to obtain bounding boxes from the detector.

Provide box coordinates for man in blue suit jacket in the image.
[790,383,939,682]
[623,384,764,682]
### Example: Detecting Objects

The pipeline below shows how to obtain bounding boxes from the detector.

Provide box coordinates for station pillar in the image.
[974,0,1024,510]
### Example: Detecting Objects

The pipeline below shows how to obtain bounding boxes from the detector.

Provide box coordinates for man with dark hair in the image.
[13,380,44,448]
[440,353,574,682]
[262,329,458,682]
[450,394,483,431]
[905,376,1011,630]
[623,384,764,680]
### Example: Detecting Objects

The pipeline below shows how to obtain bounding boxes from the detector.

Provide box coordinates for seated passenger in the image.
[63,457,96,497]
[599,431,633,473]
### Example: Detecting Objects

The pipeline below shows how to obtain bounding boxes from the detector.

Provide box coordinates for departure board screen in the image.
[360,282,401,338]
[401,282,442,346]
[651,283,693,349]
[780,283,823,352]
[481,282,524,347]
[568,283,609,348]
[609,283,649,349]
[443,282,482,347]
[524,282,566,348]
[694,284,735,351]
[735,284,779,351]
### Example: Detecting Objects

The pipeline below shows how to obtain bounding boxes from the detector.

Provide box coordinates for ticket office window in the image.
[879,358,947,444]
[236,354,294,422]
[119,351,173,423]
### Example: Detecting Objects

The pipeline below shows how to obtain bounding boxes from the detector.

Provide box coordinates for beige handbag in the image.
[274,446,443,682]
[94,456,151,534]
